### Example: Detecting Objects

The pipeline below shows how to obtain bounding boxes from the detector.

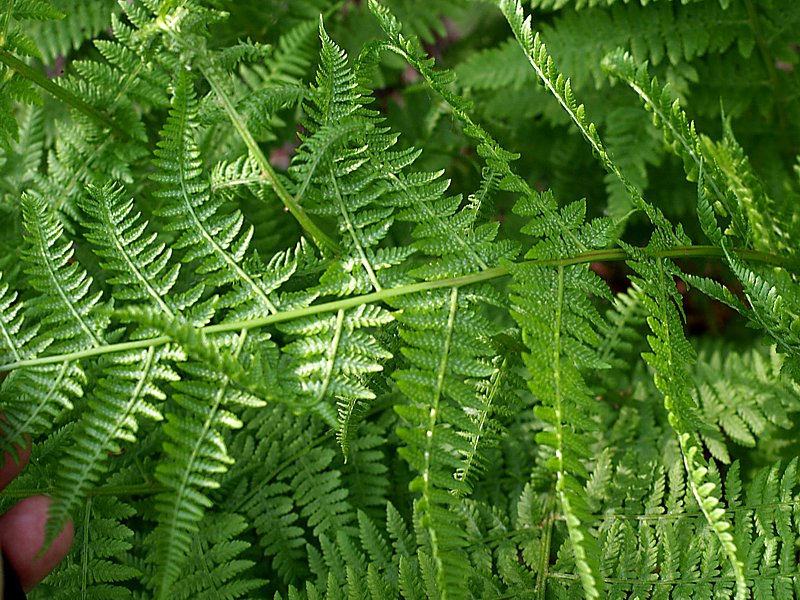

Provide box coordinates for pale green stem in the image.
[0,245,790,373]
[200,63,341,254]
[0,48,129,138]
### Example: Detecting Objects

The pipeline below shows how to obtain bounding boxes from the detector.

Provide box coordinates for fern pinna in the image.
[0,0,798,598]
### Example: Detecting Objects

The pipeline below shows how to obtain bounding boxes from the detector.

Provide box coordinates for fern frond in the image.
[306,500,424,599]
[456,39,535,92]
[602,49,749,242]
[0,104,44,205]
[21,193,109,348]
[241,20,318,87]
[284,22,440,445]
[0,269,81,457]
[170,512,266,599]
[499,0,682,238]
[742,459,800,597]
[626,248,748,599]
[78,183,202,324]
[153,71,283,320]
[0,0,62,146]
[391,287,489,599]
[635,87,800,380]
[0,194,104,454]
[291,445,355,539]
[147,330,265,599]
[47,343,183,543]
[30,2,169,219]
[293,21,416,294]
[508,189,614,599]
[232,408,324,586]
[453,354,520,490]
[26,0,117,65]
[151,1,340,253]
[367,0,524,267]
[0,360,83,458]
[36,496,140,600]
[279,305,393,431]
[0,271,47,368]
[724,254,800,380]
[695,345,800,463]
[702,118,795,256]
[542,2,750,88]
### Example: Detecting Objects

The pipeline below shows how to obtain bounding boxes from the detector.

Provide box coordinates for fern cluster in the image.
[0,0,798,598]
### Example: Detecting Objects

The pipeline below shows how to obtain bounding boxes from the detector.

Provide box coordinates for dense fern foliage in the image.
[0,0,799,598]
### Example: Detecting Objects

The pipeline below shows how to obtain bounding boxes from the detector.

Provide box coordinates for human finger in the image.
[0,496,74,592]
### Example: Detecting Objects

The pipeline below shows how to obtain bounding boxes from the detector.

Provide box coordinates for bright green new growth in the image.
[0,0,798,598]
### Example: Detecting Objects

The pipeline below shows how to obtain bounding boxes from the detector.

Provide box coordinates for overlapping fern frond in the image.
[624,244,748,599]
[26,0,117,66]
[0,1,798,599]
[541,2,751,88]
[507,189,614,599]
[0,0,171,224]
[0,194,104,456]
[169,512,266,599]
[36,496,140,599]
[0,0,63,146]
[153,71,303,325]
[695,345,800,463]
[604,49,800,381]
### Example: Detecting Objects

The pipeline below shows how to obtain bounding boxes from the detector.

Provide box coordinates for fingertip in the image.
[0,496,74,592]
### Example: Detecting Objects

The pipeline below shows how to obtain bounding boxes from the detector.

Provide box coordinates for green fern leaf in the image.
[233,407,324,587]
[147,333,265,598]
[392,287,489,599]
[542,2,750,88]
[279,305,393,432]
[0,269,81,457]
[0,193,105,454]
[0,0,62,147]
[602,49,750,242]
[22,193,109,349]
[46,344,183,543]
[500,0,684,238]
[169,512,266,599]
[35,496,140,600]
[152,70,287,320]
[626,248,748,599]
[27,0,117,65]
[77,182,205,325]
[695,345,800,463]
[30,2,167,220]
[724,252,800,377]
[507,195,613,599]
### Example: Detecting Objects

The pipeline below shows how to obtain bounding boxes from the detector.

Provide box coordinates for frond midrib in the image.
[170,89,278,315]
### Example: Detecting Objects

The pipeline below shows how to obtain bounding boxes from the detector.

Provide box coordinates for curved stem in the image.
[200,63,341,254]
[0,245,790,372]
